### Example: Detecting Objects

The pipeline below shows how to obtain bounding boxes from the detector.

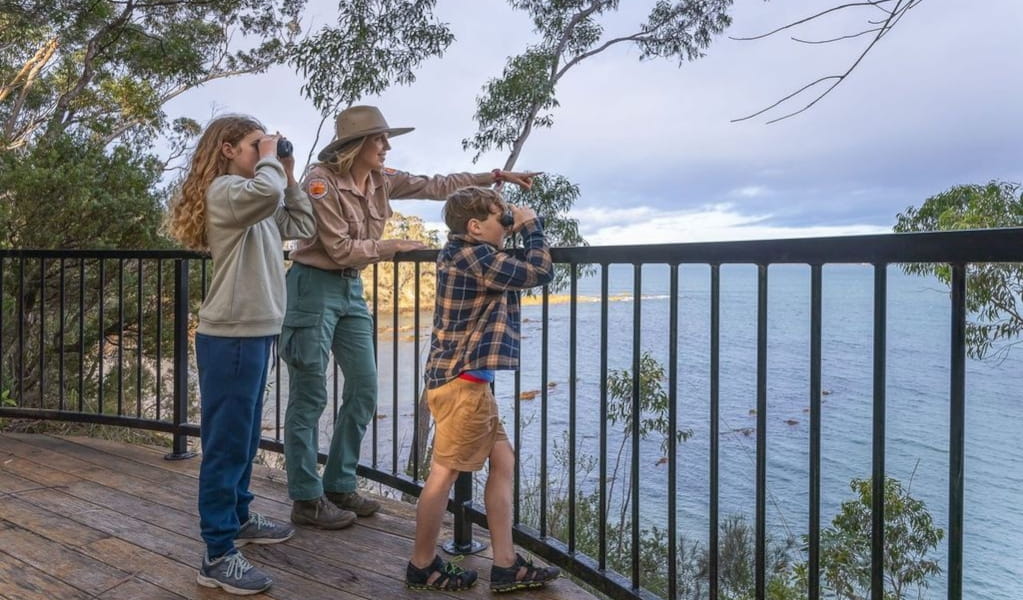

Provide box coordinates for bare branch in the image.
[731,75,841,123]
[792,27,883,45]
[729,1,894,42]
[734,0,925,124]
[0,38,59,103]
[557,33,646,80]
[877,0,923,38]
[2,39,59,140]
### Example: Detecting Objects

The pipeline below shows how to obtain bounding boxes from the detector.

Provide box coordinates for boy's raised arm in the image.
[470,220,554,291]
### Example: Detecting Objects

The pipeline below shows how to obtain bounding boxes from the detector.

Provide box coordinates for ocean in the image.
[271,263,1023,598]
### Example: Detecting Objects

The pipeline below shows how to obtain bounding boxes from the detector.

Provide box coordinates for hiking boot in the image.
[290,495,356,529]
[235,512,295,546]
[325,490,381,517]
[197,551,272,596]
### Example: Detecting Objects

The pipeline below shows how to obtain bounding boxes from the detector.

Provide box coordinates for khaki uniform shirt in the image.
[290,166,495,270]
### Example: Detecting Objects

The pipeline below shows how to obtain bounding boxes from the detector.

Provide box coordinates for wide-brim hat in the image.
[317,105,414,161]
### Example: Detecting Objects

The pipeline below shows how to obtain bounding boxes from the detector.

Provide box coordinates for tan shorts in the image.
[427,377,508,472]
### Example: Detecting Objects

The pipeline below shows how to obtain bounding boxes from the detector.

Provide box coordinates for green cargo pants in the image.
[280,262,377,501]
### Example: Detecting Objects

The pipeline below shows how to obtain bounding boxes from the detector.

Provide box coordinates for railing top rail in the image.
[3,227,1021,264]
[0,248,204,259]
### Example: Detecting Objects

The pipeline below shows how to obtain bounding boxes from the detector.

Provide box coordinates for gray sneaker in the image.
[291,495,356,529]
[326,490,381,517]
[197,551,272,595]
[236,512,295,546]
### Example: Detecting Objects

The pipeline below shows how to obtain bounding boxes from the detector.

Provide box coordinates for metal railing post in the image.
[442,471,486,555]
[166,258,196,460]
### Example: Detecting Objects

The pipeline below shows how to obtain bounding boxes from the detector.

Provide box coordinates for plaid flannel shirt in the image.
[424,219,554,389]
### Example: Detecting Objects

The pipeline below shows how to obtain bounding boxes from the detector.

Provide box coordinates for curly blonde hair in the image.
[166,115,265,250]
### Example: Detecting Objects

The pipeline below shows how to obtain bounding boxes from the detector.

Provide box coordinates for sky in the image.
[165,0,1023,245]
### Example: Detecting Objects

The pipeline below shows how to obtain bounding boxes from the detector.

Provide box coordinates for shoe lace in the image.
[222,552,253,580]
[442,555,467,576]
[248,512,271,530]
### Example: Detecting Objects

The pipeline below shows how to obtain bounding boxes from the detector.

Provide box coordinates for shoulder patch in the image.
[307,178,328,199]
[382,167,401,176]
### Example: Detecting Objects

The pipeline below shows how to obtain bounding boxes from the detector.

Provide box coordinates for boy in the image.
[405,186,560,593]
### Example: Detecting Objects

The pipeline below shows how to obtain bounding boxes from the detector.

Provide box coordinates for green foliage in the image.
[1,0,305,152]
[600,352,693,568]
[0,254,188,416]
[894,180,1023,359]
[606,351,693,456]
[796,476,944,600]
[462,46,557,163]
[289,0,453,116]
[1,1,459,419]
[0,133,167,250]
[707,515,802,600]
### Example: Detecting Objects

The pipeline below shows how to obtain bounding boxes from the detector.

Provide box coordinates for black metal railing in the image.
[2,227,1021,600]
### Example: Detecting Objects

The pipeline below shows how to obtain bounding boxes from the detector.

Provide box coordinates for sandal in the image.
[490,553,560,593]
[405,555,478,591]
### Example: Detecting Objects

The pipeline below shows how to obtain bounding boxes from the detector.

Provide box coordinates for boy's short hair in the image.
[444,186,506,234]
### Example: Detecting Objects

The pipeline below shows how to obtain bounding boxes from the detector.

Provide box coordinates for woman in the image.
[280,105,538,528]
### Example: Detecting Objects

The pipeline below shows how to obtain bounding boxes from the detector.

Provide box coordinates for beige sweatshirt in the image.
[197,157,316,337]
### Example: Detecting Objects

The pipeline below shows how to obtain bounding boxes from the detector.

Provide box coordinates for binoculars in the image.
[277,138,293,159]
[499,208,515,228]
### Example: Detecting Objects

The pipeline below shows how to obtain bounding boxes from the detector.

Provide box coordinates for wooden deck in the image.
[0,433,600,600]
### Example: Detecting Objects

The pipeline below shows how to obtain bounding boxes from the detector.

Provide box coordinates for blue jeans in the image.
[196,333,274,558]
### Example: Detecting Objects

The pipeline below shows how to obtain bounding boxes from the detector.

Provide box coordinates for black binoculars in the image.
[277,138,293,159]
[499,208,515,228]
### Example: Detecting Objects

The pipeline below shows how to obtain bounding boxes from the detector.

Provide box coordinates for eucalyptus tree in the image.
[462,0,732,287]
[1,0,306,154]
[895,180,1023,360]
[465,1,732,172]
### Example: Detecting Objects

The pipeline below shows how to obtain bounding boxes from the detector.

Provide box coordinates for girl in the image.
[167,114,316,595]
[280,104,539,528]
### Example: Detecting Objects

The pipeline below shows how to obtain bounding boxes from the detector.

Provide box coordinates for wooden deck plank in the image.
[0,493,227,600]
[0,549,93,600]
[0,433,599,600]
[0,520,130,596]
[96,576,189,600]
